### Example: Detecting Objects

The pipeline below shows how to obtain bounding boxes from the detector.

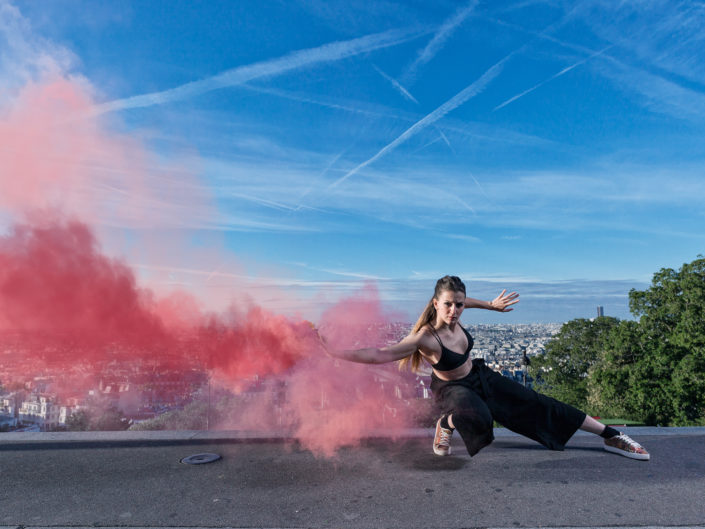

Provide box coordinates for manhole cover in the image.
[181,453,221,465]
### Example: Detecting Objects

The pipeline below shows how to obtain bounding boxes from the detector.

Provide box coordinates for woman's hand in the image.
[310,324,333,357]
[489,289,519,312]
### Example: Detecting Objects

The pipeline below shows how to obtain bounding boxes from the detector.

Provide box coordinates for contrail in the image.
[240,82,410,121]
[467,171,490,201]
[205,265,223,283]
[435,127,455,153]
[372,64,419,104]
[494,45,613,111]
[327,53,511,190]
[92,27,424,114]
[292,148,349,211]
[402,0,478,84]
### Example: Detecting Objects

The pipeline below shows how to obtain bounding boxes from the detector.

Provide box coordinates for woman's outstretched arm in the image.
[464,289,519,312]
[320,332,423,365]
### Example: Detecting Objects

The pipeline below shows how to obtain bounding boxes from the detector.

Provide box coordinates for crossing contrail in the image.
[494,45,613,111]
[92,27,424,115]
[372,64,419,104]
[327,53,512,190]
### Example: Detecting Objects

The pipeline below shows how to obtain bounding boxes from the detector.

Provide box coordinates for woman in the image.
[322,275,649,460]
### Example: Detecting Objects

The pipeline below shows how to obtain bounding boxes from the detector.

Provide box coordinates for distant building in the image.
[597,306,604,318]
[17,394,76,430]
[416,378,431,399]
[0,393,19,429]
[0,414,17,429]
[19,394,62,430]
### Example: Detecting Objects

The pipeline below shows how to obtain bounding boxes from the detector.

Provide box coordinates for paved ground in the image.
[1,427,704,529]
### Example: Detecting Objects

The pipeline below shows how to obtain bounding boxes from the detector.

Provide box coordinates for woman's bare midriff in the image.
[431,357,473,381]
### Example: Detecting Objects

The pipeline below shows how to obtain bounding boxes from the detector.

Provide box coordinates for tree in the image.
[130,400,211,431]
[66,409,91,431]
[580,257,705,425]
[91,405,130,431]
[529,317,620,411]
[588,319,673,423]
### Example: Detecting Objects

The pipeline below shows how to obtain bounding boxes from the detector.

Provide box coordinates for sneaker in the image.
[433,416,453,456]
[604,432,650,461]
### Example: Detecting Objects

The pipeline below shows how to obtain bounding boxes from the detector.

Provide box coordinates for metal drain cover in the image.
[181,453,221,465]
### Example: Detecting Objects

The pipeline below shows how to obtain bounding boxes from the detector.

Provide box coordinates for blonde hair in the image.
[398,275,466,373]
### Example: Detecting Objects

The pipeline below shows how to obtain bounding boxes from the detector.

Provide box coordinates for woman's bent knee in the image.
[452,408,493,435]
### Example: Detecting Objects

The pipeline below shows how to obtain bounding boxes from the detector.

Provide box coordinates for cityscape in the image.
[0,321,563,432]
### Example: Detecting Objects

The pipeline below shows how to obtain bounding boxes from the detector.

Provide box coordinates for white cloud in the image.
[581,0,705,86]
[200,140,705,237]
[0,0,77,97]
[444,233,482,243]
[597,55,705,121]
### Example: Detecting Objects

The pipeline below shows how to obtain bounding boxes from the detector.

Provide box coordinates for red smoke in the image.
[198,306,321,382]
[284,359,414,457]
[0,216,319,371]
[214,286,415,456]
[0,76,418,455]
[0,217,414,454]
[1,78,143,222]
[0,217,167,351]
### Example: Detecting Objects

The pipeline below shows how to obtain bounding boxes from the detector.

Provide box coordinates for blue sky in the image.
[1,0,704,323]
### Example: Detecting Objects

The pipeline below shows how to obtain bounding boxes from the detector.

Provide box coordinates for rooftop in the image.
[2,426,704,529]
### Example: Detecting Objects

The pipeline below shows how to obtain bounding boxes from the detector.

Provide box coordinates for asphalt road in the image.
[1,428,704,528]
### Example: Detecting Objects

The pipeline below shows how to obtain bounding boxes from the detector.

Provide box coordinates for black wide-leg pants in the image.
[430,359,586,456]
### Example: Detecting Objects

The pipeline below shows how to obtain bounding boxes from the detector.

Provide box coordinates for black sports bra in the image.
[429,325,474,371]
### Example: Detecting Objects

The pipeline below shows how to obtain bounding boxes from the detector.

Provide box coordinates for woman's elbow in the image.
[373,349,410,364]
[365,349,388,364]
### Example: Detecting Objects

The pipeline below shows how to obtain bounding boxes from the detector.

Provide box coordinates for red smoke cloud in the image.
[317,282,404,350]
[0,77,212,234]
[0,217,414,454]
[0,216,319,372]
[284,359,414,457]
[1,78,139,221]
[0,76,417,455]
[0,217,167,350]
[198,305,321,382]
[215,285,415,456]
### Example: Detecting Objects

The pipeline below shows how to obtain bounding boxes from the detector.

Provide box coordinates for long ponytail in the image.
[398,275,466,373]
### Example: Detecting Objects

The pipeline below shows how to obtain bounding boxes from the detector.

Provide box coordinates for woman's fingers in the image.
[493,290,520,311]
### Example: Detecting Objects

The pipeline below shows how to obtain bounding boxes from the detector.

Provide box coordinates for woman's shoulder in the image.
[413,324,436,338]
[410,325,440,349]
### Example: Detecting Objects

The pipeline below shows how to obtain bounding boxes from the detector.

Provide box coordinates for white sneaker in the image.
[604,432,650,461]
[433,416,453,456]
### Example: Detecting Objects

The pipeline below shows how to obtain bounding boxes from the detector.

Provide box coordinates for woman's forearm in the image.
[464,297,492,309]
[320,333,419,364]
[327,346,382,364]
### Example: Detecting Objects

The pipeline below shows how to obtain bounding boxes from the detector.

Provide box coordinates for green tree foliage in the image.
[529,317,620,410]
[537,257,705,425]
[589,257,705,425]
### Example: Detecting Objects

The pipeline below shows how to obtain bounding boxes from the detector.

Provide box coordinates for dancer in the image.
[321,275,649,460]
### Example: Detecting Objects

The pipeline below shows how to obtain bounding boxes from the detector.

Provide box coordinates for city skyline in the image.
[1,320,557,433]
[1,1,703,323]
